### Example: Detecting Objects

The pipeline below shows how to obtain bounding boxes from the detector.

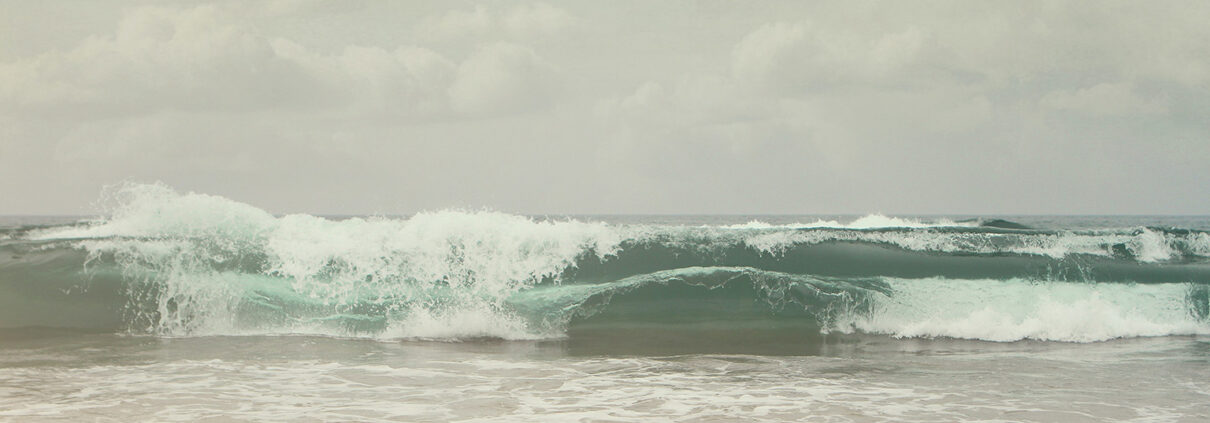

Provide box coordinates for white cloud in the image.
[418,6,493,40]
[0,4,561,120]
[418,3,577,42]
[502,3,577,38]
[731,21,929,92]
[2,1,1209,214]
[603,18,963,159]
[448,43,559,116]
[731,22,808,91]
[270,40,458,118]
[597,74,819,181]
[0,5,313,116]
[1040,82,1167,116]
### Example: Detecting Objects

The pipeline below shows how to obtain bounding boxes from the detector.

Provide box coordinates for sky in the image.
[1,0,1207,215]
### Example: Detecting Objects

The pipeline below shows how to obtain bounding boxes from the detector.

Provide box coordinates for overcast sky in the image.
[2,1,1207,215]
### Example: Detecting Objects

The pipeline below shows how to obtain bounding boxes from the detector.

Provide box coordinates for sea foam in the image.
[837,278,1208,342]
[16,183,1210,341]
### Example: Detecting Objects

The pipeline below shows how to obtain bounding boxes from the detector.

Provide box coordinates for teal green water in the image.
[2,203,1208,342]
[2,185,1209,421]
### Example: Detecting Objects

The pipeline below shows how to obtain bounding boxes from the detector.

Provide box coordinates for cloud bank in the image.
[1,1,1207,214]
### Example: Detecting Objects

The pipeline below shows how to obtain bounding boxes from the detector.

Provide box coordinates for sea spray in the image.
[2,183,1208,341]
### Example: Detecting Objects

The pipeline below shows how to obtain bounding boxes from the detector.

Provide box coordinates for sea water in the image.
[1,183,1207,421]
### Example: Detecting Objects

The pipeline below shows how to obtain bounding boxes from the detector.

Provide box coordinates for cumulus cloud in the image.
[1,1,1208,215]
[1040,82,1167,116]
[595,74,822,195]
[608,5,1204,151]
[592,5,1208,214]
[731,23,808,91]
[448,43,559,116]
[418,2,577,42]
[0,6,314,117]
[269,41,458,118]
[731,22,928,92]
[502,3,577,38]
[601,17,958,158]
[419,6,493,40]
[0,4,562,120]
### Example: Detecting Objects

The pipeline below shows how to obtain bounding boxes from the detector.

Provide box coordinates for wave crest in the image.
[4,183,1208,342]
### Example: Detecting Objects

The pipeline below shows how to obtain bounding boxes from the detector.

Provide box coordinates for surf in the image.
[1,183,1207,343]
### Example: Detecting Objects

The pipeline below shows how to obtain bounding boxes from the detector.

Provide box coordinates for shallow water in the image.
[2,331,1208,422]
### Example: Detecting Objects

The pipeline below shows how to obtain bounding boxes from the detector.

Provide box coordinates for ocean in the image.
[1,183,1208,422]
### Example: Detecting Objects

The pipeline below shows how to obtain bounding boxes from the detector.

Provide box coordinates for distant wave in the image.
[717,214,977,230]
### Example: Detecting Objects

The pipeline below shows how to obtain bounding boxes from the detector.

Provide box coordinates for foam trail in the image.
[837,278,1209,342]
[722,214,973,230]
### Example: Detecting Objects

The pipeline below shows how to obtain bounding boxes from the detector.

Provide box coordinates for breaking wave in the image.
[1,183,1207,343]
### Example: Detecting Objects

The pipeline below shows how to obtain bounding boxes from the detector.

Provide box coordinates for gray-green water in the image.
[2,184,1209,421]
[2,330,1207,422]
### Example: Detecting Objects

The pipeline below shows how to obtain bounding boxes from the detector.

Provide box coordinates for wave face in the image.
[2,183,1209,342]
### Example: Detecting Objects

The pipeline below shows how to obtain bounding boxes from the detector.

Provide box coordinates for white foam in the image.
[742,227,1202,262]
[721,214,973,230]
[835,278,1209,342]
[7,348,1204,422]
[33,182,276,240]
[39,183,626,337]
[379,307,542,340]
[25,183,1209,338]
[1128,228,1176,262]
[1187,231,1210,257]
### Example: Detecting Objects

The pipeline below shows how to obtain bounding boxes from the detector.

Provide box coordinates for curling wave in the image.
[1,183,1208,343]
